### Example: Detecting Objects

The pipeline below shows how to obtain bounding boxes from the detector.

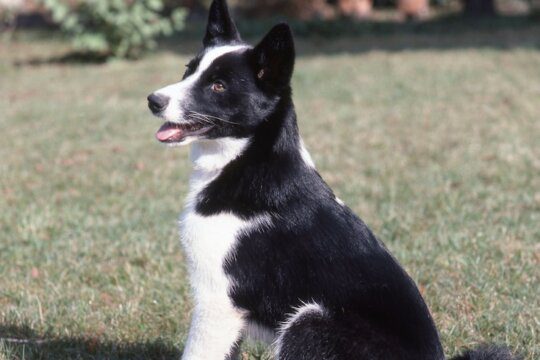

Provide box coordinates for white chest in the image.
[179,170,271,301]
[178,139,248,299]
[178,138,271,299]
[180,204,246,292]
[178,166,240,293]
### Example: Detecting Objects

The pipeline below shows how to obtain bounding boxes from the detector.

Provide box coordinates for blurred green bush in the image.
[42,0,186,59]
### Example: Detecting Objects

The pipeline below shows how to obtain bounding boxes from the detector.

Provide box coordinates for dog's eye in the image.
[211,82,226,93]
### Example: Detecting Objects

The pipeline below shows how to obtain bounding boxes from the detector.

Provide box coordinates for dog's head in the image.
[147,0,295,146]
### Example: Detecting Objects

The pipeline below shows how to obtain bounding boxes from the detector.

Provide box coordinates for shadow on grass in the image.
[0,324,181,360]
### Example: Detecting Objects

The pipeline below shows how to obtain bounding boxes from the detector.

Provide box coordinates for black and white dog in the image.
[147,1,518,359]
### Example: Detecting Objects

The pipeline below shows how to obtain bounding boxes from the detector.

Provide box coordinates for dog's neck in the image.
[190,137,250,173]
[188,97,314,184]
[189,95,301,172]
[185,99,323,216]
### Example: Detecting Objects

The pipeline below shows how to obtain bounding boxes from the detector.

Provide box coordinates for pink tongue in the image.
[156,124,183,142]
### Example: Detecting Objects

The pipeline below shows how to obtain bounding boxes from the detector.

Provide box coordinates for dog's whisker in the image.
[189,111,236,125]
[187,113,214,125]
[187,112,213,122]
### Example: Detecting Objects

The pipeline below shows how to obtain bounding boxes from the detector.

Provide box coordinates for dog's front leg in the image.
[181,297,245,360]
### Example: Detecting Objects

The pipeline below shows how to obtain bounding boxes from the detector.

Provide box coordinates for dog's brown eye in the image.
[211,82,225,93]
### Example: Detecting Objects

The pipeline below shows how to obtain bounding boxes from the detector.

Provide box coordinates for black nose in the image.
[147,93,170,113]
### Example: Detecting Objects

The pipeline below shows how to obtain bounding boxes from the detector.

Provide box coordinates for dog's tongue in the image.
[156,123,183,142]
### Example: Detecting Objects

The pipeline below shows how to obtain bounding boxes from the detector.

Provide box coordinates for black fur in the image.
[203,0,241,47]
[200,80,445,360]
[252,23,296,91]
[154,1,522,359]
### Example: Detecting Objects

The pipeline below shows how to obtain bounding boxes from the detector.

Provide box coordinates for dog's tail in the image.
[449,344,522,360]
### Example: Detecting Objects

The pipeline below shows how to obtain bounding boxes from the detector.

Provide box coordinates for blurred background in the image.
[0,1,539,360]
[1,0,540,59]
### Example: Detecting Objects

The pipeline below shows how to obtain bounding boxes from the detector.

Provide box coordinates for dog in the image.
[147,1,519,359]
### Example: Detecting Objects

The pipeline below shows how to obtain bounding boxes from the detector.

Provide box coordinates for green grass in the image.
[1,24,539,359]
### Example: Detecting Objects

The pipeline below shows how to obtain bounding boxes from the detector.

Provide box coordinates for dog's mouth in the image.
[155,122,212,143]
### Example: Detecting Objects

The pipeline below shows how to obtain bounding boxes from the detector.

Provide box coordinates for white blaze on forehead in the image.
[154,45,249,123]
[195,45,249,78]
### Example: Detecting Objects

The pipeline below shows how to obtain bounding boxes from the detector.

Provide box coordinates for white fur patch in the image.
[335,197,345,206]
[273,302,327,358]
[180,209,271,359]
[299,138,315,168]
[190,137,250,172]
[179,136,272,359]
[179,209,252,360]
[244,321,276,345]
[155,45,249,124]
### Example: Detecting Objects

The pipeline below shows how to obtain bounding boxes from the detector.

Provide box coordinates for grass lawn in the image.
[1,22,539,359]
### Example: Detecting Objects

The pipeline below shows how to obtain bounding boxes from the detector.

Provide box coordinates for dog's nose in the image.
[147,93,170,113]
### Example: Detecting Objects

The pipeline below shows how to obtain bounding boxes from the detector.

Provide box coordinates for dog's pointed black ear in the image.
[252,23,295,90]
[203,0,241,47]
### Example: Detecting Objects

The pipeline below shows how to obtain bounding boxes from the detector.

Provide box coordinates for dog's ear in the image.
[252,23,295,90]
[203,0,241,47]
